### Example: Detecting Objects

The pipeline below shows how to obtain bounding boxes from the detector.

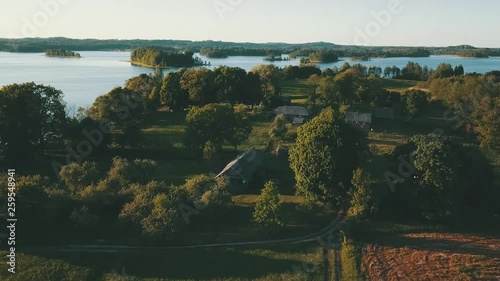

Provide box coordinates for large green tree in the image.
[0,83,66,162]
[348,168,375,218]
[213,66,247,104]
[289,108,368,204]
[402,89,430,118]
[390,134,495,219]
[185,103,252,149]
[250,64,283,100]
[160,70,189,110]
[180,68,215,105]
[88,87,145,146]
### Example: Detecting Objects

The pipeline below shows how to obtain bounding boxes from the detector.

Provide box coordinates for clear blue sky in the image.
[1,0,499,47]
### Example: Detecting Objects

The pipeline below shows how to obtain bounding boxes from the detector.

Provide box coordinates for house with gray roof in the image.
[215,148,263,188]
[345,112,372,129]
[274,106,309,117]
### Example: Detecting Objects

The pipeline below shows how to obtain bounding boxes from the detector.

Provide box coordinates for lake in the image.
[0,51,499,108]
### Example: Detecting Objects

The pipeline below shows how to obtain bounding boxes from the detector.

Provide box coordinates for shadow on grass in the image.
[23,247,301,280]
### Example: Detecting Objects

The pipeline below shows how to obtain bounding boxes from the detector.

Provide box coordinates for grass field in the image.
[0,243,327,281]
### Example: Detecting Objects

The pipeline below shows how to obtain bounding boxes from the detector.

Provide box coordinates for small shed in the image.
[346,112,372,129]
[215,148,263,188]
[274,106,310,120]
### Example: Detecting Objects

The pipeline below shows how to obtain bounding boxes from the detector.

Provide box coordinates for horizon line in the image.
[1,37,499,49]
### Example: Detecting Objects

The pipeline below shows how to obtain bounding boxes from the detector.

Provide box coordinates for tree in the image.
[213,66,247,104]
[120,181,188,238]
[88,87,144,127]
[60,162,101,194]
[471,96,500,151]
[161,70,189,110]
[289,108,368,204]
[88,87,145,147]
[403,134,463,218]
[454,65,465,76]
[106,157,157,185]
[269,114,287,141]
[180,68,215,105]
[242,72,264,105]
[140,189,187,238]
[0,83,67,162]
[250,65,283,100]
[185,103,252,149]
[431,63,455,79]
[119,181,166,225]
[333,68,362,104]
[348,168,375,218]
[182,174,231,209]
[253,182,284,230]
[125,73,156,109]
[203,141,219,161]
[402,89,430,118]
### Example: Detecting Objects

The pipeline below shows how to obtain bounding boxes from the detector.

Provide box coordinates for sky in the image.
[1,0,499,47]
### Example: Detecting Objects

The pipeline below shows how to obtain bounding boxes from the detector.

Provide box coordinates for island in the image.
[130,47,209,68]
[45,49,81,58]
[263,54,291,62]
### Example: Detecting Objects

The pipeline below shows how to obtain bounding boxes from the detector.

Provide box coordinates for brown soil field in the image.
[362,233,500,281]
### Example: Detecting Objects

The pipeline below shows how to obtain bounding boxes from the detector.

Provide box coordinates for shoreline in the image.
[45,55,81,59]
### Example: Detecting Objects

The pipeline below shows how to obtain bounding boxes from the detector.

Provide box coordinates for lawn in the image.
[280,79,312,105]
[0,243,327,281]
[378,78,419,92]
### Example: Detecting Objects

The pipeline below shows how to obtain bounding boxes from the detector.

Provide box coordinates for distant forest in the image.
[1,38,499,58]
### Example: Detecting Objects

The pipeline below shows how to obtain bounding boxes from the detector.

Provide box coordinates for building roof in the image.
[215,148,263,183]
[274,106,310,117]
[345,112,372,123]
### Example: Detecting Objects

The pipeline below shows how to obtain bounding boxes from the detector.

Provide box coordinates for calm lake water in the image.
[0,51,499,108]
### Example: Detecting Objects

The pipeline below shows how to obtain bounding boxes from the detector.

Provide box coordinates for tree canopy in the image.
[289,108,368,204]
[0,83,67,162]
[185,103,252,149]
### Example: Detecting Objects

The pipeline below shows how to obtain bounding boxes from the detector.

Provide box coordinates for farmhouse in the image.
[274,106,309,120]
[345,112,372,129]
[215,148,263,188]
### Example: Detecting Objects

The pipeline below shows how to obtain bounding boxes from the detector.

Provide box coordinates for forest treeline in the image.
[1,37,499,58]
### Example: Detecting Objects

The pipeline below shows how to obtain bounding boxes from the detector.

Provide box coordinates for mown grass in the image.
[280,79,311,105]
[1,244,326,281]
[340,242,363,281]
[378,78,418,92]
